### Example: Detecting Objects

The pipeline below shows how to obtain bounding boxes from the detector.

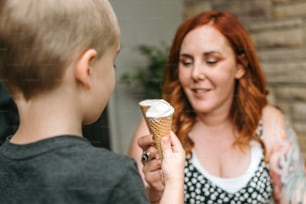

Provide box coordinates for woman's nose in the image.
[191,63,205,81]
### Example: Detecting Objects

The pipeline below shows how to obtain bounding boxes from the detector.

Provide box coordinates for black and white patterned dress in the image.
[184,124,273,204]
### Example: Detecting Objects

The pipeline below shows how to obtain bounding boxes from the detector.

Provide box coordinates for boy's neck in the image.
[11,91,83,144]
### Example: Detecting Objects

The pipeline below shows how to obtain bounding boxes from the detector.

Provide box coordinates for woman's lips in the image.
[192,88,210,93]
[191,88,211,98]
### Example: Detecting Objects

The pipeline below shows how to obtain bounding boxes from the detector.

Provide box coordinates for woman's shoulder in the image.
[261,105,286,156]
[262,104,283,118]
[262,105,285,128]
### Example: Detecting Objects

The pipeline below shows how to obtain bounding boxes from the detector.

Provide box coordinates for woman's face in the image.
[178,25,244,117]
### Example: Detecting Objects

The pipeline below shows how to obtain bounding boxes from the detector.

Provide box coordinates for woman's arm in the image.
[264,106,306,203]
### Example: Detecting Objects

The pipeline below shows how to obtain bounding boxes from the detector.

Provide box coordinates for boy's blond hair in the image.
[0,0,118,100]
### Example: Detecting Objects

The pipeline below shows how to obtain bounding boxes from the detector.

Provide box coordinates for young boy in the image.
[0,0,185,203]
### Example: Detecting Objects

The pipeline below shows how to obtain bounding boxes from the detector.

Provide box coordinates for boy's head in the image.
[0,0,119,101]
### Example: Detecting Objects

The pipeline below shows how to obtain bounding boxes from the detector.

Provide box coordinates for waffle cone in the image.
[147,115,173,160]
[139,99,160,134]
[139,105,150,117]
[139,105,151,132]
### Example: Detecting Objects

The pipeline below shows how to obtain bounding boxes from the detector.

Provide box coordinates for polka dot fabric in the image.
[184,155,273,204]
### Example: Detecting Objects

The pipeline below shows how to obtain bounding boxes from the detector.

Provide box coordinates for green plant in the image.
[120,43,169,99]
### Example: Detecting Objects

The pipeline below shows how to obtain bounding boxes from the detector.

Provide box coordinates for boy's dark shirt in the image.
[0,135,149,204]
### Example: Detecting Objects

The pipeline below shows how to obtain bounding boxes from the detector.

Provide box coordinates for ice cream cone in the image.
[144,99,174,160]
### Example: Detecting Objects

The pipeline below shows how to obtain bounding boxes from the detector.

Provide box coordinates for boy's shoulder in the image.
[73,136,138,175]
[0,135,138,179]
[45,135,138,176]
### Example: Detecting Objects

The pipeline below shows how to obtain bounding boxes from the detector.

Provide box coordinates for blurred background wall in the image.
[87,0,306,159]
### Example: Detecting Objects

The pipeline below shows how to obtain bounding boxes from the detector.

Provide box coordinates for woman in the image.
[129,11,306,203]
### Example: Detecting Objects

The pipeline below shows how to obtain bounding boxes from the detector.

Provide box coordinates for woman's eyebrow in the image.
[180,51,221,58]
[203,51,221,56]
[179,53,193,58]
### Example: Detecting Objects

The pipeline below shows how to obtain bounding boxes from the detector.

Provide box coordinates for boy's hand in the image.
[160,131,185,183]
[138,132,185,203]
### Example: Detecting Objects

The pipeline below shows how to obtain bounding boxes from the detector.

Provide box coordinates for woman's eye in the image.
[206,59,217,65]
[180,60,193,67]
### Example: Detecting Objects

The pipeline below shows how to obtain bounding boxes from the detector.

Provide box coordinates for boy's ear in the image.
[74,49,97,88]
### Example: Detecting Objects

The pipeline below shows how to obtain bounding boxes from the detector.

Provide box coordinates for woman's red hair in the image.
[162,11,268,156]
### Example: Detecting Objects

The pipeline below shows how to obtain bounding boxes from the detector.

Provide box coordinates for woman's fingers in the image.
[141,145,158,163]
[143,157,161,172]
[143,159,164,191]
[137,134,154,151]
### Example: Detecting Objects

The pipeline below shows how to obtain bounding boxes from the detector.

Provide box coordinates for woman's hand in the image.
[137,134,164,202]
